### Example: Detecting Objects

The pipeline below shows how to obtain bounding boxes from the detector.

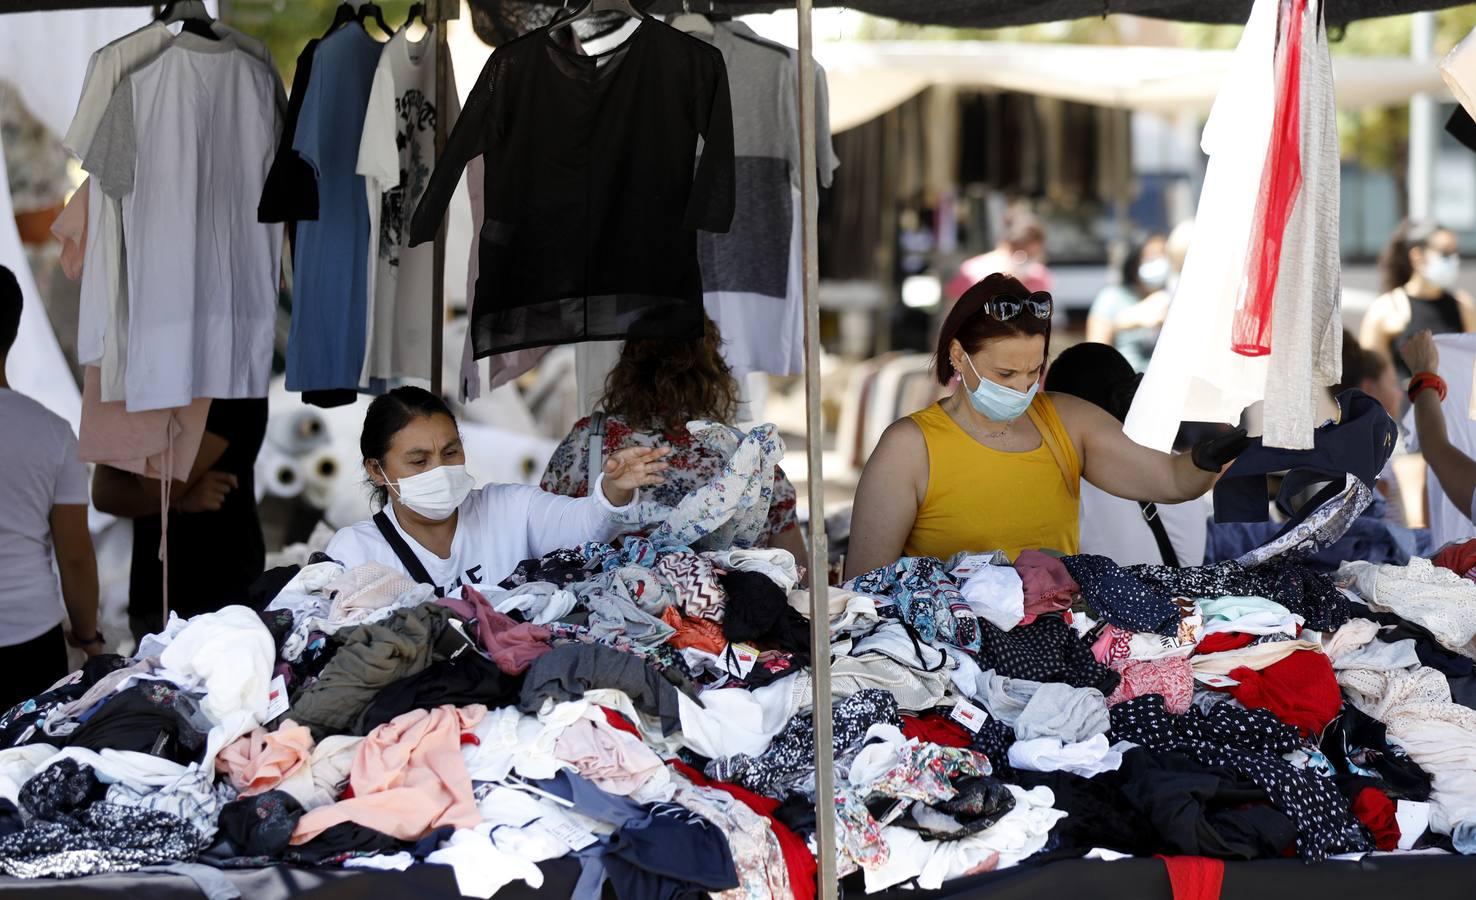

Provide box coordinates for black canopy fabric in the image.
[1,0,1470,26]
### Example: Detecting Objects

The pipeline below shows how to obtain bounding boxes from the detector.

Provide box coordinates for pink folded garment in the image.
[1107,657,1193,714]
[554,717,666,796]
[439,586,553,675]
[291,704,486,845]
[1014,550,1078,618]
[217,720,315,796]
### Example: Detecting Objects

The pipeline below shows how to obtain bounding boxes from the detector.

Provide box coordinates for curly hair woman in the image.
[541,314,807,564]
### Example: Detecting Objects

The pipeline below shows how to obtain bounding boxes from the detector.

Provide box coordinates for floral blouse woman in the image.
[541,315,805,561]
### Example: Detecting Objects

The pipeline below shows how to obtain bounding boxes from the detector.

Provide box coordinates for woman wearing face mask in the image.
[1360,220,1475,376]
[1085,233,1169,373]
[325,387,668,596]
[843,273,1248,577]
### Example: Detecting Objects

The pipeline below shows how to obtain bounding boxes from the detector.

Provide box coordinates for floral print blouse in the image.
[540,415,799,546]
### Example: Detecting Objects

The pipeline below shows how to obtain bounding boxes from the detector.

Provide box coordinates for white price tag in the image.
[549,819,598,851]
[949,699,987,734]
[725,642,760,679]
[264,675,290,721]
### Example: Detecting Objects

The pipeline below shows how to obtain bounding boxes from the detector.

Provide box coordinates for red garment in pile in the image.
[1158,855,1224,900]
[1194,632,1257,656]
[900,713,974,748]
[1352,787,1400,851]
[671,760,817,900]
[1433,538,1476,577]
[1228,649,1340,736]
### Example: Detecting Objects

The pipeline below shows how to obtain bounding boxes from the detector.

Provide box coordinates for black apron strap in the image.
[1139,501,1181,568]
[373,511,441,594]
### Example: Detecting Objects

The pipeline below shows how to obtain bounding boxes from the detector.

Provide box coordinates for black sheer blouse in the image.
[409,18,735,357]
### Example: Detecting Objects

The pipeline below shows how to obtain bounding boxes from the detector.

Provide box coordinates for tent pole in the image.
[429,0,457,397]
[796,0,837,897]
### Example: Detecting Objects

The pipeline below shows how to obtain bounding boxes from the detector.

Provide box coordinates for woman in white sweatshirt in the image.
[326,386,667,596]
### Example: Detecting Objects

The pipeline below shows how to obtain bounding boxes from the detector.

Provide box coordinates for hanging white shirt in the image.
[83,33,282,412]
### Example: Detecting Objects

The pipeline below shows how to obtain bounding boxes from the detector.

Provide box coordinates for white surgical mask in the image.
[1422,251,1461,290]
[1137,256,1170,290]
[379,463,475,521]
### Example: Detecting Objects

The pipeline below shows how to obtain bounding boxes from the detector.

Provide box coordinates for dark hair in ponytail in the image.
[1380,219,1448,294]
[360,386,458,506]
[934,272,1052,387]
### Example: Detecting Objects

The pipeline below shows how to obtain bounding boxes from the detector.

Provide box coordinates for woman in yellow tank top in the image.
[844,273,1248,578]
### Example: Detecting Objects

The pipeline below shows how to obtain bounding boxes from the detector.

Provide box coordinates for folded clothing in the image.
[519,643,682,735]
[290,603,450,741]
[292,705,485,845]
[1228,650,1342,736]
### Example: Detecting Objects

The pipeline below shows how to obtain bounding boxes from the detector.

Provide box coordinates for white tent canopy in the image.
[815,40,1451,131]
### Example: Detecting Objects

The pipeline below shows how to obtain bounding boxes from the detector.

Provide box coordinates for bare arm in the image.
[1358,293,1398,352]
[1456,290,1476,333]
[1402,331,1476,520]
[843,419,927,580]
[1084,314,1115,345]
[49,504,100,650]
[1112,291,1170,331]
[1053,392,1217,504]
[92,432,229,518]
[1412,391,1476,520]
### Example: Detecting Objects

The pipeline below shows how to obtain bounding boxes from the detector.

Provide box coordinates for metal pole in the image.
[1408,11,1436,222]
[429,0,457,397]
[796,1,837,898]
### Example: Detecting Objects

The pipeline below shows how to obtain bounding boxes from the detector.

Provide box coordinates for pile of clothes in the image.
[5,527,1476,896]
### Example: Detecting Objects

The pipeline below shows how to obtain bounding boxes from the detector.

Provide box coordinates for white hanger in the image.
[670,0,714,36]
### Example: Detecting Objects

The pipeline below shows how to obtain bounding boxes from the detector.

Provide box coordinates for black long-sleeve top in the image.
[409,18,735,357]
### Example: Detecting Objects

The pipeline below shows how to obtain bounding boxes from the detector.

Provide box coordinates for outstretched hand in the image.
[602,446,671,500]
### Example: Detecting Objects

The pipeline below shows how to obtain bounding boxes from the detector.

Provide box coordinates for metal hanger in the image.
[669,0,713,37]
[157,0,219,40]
[406,2,428,27]
[546,0,645,35]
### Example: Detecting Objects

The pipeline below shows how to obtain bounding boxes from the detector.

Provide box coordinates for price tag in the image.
[949,699,987,734]
[724,643,760,679]
[950,554,1000,580]
[549,819,598,851]
[264,675,290,721]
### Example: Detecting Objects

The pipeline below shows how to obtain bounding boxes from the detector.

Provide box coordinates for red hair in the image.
[934,273,1052,387]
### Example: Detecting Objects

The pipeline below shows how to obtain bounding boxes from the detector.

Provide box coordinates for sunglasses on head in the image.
[981,292,1053,321]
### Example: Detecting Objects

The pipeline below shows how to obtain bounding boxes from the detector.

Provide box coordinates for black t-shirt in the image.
[129,398,268,622]
[408,17,735,358]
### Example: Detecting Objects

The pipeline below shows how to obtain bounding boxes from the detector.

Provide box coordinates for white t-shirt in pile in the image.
[325,478,632,597]
[84,32,282,413]
[0,390,90,645]
[357,27,456,386]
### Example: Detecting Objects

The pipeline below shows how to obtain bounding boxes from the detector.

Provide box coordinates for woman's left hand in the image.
[602,446,671,503]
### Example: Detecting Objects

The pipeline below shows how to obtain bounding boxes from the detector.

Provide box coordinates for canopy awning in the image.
[816,41,1451,131]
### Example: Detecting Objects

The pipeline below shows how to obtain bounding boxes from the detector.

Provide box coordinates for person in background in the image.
[327,387,667,595]
[1043,342,1207,567]
[93,398,269,642]
[1360,220,1475,376]
[542,314,809,568]
[0,265,100,709]
[1334,330,1408,526]
[844,273,1248,577]
[1085,233,1169,373]
[945,212,1053,303]
[1401,330,1476,522]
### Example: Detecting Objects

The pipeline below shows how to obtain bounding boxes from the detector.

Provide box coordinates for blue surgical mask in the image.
[962,355,1038,422]
[1422,251,1461,290]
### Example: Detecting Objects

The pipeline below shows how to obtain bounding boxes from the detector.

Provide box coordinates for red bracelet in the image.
[1409,372,1448,404]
